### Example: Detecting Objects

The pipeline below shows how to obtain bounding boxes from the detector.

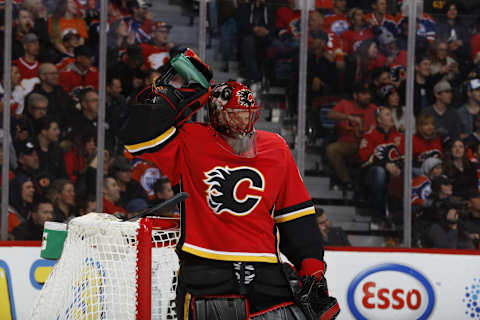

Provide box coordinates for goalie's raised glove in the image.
[285,259,340,320]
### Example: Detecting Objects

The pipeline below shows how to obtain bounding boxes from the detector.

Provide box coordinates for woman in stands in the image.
[444,139,477,199]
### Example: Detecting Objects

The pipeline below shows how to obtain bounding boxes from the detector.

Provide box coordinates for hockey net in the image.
[31,212,180,320]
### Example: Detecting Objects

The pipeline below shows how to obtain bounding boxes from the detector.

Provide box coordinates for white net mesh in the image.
[31,213,180,320]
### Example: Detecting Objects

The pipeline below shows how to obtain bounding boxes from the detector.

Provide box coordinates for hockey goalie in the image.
[120,48,340,320]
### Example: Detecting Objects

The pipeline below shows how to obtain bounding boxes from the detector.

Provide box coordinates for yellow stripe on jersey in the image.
[183,293,191,320]
[125,127,176,153]
[274,206,316,223]
[182,243,278,263]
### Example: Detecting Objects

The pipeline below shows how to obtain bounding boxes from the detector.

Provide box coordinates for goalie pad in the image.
[251,302,307,320]
[188,295,248,320]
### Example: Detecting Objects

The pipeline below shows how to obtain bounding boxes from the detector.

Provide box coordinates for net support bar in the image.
[137,218,153,319]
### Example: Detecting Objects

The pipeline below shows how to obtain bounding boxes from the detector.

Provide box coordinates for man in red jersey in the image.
[359,107,404,219]
[120,49,339,320]
[323,0,349,36]
[141,21,175,70]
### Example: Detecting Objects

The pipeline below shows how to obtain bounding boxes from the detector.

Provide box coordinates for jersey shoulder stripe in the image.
[125,126,178,155]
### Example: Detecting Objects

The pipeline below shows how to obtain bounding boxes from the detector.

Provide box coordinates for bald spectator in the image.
[12,198,54,240]
[28,63,74,122]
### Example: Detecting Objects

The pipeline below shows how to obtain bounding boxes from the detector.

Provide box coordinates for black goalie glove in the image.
[283,263,340,320]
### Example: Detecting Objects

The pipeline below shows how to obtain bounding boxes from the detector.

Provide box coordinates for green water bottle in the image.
[40,221,67,260]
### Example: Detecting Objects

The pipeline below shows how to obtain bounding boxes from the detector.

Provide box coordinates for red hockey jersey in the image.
[140,43,170,70]
[359,127,405,166]
[13,57,39,80]
[125,123,315,263]
[412,134,443,167]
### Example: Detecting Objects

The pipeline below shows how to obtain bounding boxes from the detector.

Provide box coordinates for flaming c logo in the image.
[204,166,265,216]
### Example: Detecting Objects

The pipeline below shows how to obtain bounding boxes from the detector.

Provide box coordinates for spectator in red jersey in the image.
[327,82,377,190]
[141,21,175,70]
[13,33,41,94]
[64,129,96,182]
[275,0,300,40]
[48,179,76,222]
[444,139,478,199]
[341,7,374,55]
[377,31,407,68]
[12,8,34,60]
[323,0,349,36]
[131,158,162,201]
[48,0,88,54]
[59,45,99,94]
[429,40,459,82]
[56,32,81,71]
[413,113,443,172]
[358,107,404,219]
[103,176,127,215]
[364,0,398,36]
[12,197,54,240]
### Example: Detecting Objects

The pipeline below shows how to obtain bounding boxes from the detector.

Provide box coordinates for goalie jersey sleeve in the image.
[124,124,320,264]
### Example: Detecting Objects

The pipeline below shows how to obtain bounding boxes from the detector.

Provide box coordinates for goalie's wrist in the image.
[299,258,326,280]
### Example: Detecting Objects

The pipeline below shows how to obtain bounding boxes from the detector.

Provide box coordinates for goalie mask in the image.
[208,82,260,157]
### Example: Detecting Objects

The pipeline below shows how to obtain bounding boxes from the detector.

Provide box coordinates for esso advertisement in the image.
[347,263,435,320]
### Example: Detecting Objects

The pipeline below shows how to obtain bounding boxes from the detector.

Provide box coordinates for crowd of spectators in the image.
[0,0,180,240]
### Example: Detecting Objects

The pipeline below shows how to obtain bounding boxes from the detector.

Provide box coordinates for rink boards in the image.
[0,243,479,320]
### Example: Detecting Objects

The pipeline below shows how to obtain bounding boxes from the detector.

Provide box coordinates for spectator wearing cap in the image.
[376,31,407,68]
[412,113,443,170]
[48,179,76,222]
[48,0,88,55]
[15,139,40,183]
[140,21,175,70]
[429,40,459,82]
[11,8,34,60]
[327,82,377,190]
[457,79,480,137]
[412,157,443,208]
[12,198,54,240]
[27,63,74,123]
[421,80,464,144]
[127,0,154,44]
[340,8,374,55]
[235,0,276,85]
[59,45,99,94]
[56,32,82,71]
[110,156,148,208]
[36,116,68,180]
[444,139,478,199]
[358,107,404,219]
[464,191,480,249]
[103,176,127,216]
[13,33,41,93]
[364,0,398,37]
[126,198,149,218]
